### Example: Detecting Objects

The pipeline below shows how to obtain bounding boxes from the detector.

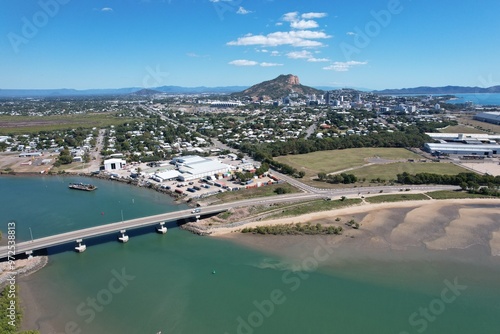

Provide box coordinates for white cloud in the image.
[101,7,113,12]
[260,62,283,67]
[346,31,357,36]
[227,30,331,47]
[229,59,259,66]
[237,6,252,15]
[290,19,319,29]
[301,12,327,19]
[186,52,209,58]
[270,51,280,56]
[282,12,299,22]
[287,50,312,59]
[209,0,231,2]
[307,57,330,62]
[229,60,283,67]
[323,61,368,71]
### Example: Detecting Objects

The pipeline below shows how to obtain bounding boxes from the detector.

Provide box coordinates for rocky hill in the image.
[232,74,323,100]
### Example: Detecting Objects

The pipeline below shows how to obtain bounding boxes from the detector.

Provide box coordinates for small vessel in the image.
[69,182,97,191]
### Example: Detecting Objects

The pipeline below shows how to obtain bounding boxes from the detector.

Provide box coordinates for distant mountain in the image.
[0,85,248,98]
[131,88,162,96]
[232,74,323,100]
[0,88,140,98]
[154,85,248,94]
[314,86,372,92]
[373,85,500,95]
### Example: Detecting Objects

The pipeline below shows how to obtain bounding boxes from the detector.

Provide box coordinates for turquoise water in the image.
[446,93,500,106]
[1,176,500,334]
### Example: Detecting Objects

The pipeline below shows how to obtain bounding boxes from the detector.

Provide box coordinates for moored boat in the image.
[68,182,97,191]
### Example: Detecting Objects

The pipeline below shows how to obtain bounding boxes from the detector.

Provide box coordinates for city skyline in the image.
[1,0,499,90]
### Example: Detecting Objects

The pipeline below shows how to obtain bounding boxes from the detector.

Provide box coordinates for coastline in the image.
[0,255,48,289]
[206,198,500,255]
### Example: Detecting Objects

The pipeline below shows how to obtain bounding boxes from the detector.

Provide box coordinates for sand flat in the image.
[213,199,500,256]
[425,207,500,251]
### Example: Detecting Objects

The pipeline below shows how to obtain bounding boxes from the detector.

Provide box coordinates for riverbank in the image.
[0,256,48,289]
[207,198,500,256]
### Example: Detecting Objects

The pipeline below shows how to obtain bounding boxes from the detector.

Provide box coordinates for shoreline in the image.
[199,198,500,257]
[191,198,499,237]
[0,255,48,289]
[0,170,196,206]
[9,196,500,332]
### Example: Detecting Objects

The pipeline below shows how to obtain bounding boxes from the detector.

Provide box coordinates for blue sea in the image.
[445,93,500,106]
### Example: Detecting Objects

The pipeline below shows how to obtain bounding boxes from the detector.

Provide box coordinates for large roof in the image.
[425,133,500,141]
[155,170,181,180]
[179,159,230,175]
[425,142,500,151]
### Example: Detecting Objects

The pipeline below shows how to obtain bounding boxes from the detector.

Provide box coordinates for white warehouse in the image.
[104,158,127,171]
[176,157,231,181]
[424,143,500,156]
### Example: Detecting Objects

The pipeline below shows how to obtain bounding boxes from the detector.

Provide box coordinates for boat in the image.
[68,182,97,191]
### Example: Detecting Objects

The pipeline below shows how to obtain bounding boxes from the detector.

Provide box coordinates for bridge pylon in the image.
[118,230,129,243]
[156,222,168,234]
[75,239,86,253]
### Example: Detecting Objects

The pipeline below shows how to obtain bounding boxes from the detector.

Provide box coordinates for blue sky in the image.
[1,0,499,90]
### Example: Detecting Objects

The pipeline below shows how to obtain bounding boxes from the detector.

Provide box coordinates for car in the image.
[191,208,201,214]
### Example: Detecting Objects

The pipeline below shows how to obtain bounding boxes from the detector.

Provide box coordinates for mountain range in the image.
[1,78,500,98]
[0,85,248,98]
[373,85,500,95]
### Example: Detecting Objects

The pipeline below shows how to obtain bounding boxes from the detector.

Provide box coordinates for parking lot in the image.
[153,174,279,200]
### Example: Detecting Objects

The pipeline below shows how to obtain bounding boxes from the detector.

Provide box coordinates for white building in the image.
[474,112,500,125]
[176,157,231,181]
[104,158,126,171]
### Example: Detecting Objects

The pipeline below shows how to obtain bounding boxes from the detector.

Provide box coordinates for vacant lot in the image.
[275,148,423,179]
[457,117,500,134]
[0,113,138,134]
[439,124,488,134]
[351,161,470,181]
[212,183,299,203]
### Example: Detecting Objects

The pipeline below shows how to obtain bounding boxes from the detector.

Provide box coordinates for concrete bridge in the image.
[0,206,228,260]
[0,183,460,260]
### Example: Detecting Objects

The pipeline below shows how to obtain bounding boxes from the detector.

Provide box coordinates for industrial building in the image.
[424,143,500,156]
[175,156,232,181]
[104,158,127,171]
[473,112,500,125]
[425,133,500,142]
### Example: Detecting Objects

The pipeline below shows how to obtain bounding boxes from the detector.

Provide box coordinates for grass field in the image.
[365,193,430,203]
[438,125,488,134]
[0,113,139,134]
[457,117,500,134]
[263,198,362,220]
[351,162,470,181]
[214,183,299,203]
[274,148,423,179]
[426,190,495,199]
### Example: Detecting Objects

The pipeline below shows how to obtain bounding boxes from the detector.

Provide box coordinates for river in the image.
[1,175,499,334]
